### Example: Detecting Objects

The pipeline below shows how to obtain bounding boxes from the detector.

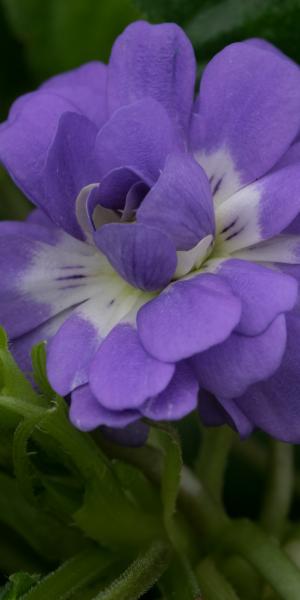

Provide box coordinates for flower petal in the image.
[108,21,196,134]
[216,259,297,335]
[193,315,287,399]
[70,384,140,431]
[95,98,181,185]
[141,362,198,420]
[198,390,253,438]
[94,222,177,291]
[137,153,214,250]
[137,273,241,362]
[191,43,300,204]
[0,91,82,204]
[233,313,300,442]
[90,324,175,410]
[46,281,142,396]
[43,112,101,238]
[0,226,109,338]
[41,61,108,128]
[217,163,300,253]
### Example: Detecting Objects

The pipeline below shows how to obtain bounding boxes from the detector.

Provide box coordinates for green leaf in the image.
[0,573,39,600]
[1,0,141,78]
[112,460,161,514]
[0,327,43,407]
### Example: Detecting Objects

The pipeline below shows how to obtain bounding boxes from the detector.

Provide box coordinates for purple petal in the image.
[95,98,181,184]
[47,313,101,396]
[10,308,73,374]
[0,91,83,204]
[198,390,253,438]
[94,167,143,210]
[137,273,241,362]
[141,362,198,420]
[217,259,297,335]
[94,222,177,291]
[90,324,175,410]
[218,163,300,253]
[41,61,108,128]
[70,384,140,431]
[108,21,196,135]
[137,153,214,250]
[43,112,101,238]
[193,315,287,399]
[233,313,300,442]
[191,43,300,201]
[0,227,102,338]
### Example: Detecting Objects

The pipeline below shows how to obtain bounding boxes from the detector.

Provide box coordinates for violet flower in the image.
[1,22,300,441]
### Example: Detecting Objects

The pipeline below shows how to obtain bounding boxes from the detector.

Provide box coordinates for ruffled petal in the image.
[43,112,101,238]
[108,21,196,135]
[233,313,300,442]
[94,222,177,291]
[137,153,214,250]
[215,259,297,335]
[95,98,182,184]
[216,163,300,253]
[89,324,175,410]
[137,273,241,362]
[41,61,107,128]
[70,384,140,431]
[192,315,287,399]
[141,362,198,420]
[0,91,83,204]
[191,43,300,204]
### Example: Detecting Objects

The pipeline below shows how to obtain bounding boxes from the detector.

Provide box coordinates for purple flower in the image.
[1,23,300,442]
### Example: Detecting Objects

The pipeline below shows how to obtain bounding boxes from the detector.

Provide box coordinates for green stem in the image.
[195,426,234,504]
[21,546,114,600]
[94,541,171,600]
[260,440,294,537]
[220,519,300,600]
[220,555,262,600]
[196,558,240,600]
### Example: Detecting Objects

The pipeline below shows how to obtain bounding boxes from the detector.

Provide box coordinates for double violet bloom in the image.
[1,22,300,442]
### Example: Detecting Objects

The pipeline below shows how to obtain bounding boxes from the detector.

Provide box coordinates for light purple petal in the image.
[191,42,300,201]
[218,163,300,253]
[0,227,102,338]
[137,273,241,362]
[47,313,101,396]
[217,259,297,335]
[94,167,143,210]
[95,98,182,184]
[193,315,287,399]
[94,222,177,291]
[0,92,83,204]
[137,153,214,250]
[198,390,253,438]
[10,308,73,374]
[233,313,300,442]
[141,362,198,420]
[108,21,196,135]
[43,112,100,238]
[41,61,108,128]
[90,324,175,410]
[70,384,140,431]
